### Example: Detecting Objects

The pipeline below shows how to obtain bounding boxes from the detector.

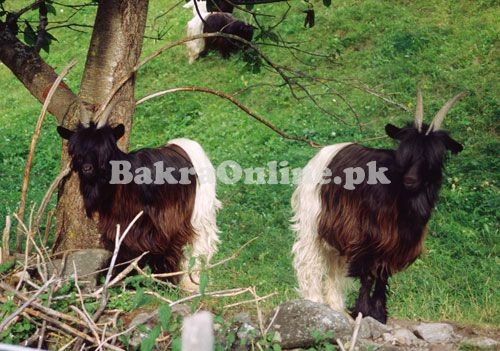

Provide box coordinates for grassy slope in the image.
[0,0,498,326]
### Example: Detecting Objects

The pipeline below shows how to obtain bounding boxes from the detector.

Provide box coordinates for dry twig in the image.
[0,276,56,332]
[1,215,11,264]
[16,59,77,251]
[349,312,363,351]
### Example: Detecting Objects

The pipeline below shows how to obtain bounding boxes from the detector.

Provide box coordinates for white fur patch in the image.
[184,1,209,63]
[168,138,221,290]
[291,143,352,311]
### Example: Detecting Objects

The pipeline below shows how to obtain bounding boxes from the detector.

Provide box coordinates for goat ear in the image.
[57,126,74,140]
[113,124,125,140]
[385,124,401,139]
[443,135,463,154]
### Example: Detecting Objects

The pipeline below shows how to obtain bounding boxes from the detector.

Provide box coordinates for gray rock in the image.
[356,339,387,351]
[460,336,500,350]
[383,331,396,344]
[128,311,160,349]
[429,344,455,351]
[49,249,111,288]
[359,316,391,339]
[234,312,259,349]
[413,323,454,343]
[392,328,420,346]
[129,311,159,328]
[125,304,190,350]
[266,299,351,349]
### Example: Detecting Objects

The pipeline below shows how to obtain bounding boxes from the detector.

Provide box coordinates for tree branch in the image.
[137,87,322,148]
[34,0,48,53]
[0,20,78,123]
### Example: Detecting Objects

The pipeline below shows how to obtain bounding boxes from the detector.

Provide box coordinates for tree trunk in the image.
[52,0,149,254]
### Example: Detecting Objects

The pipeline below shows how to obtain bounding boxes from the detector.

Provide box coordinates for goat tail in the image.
[168,138,221,264]
[291,142,351,310]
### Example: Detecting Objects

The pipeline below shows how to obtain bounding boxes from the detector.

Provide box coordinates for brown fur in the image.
[318,144,427,278]
[98,144,197,278]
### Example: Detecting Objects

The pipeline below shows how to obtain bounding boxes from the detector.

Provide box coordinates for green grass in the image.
[0,0,498,329]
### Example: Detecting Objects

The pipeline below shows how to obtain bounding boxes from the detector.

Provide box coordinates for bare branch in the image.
[34,1,48,53]
[16,59,77,252]
[1,216,11,264]
[149,236,259,280]
[34,164,71,232]
[137,87,323,148]
[348,312,363,351]
[0,276,56,332]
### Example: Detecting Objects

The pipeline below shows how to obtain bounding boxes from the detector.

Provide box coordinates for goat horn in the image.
[426,92,467,135]
[414,89,424,132]
[96,98,119,128]
[79,100,91,127]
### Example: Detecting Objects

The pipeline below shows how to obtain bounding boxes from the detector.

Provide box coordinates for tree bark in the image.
[53,0,149,254]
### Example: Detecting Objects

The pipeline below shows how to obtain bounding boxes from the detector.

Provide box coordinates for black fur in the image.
[201,12,254,58]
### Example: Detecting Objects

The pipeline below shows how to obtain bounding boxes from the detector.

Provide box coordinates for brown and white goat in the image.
[291,91,466,323]
[57,103,221,291]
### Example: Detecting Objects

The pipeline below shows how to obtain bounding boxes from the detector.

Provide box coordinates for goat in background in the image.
[291,90,466,323]
[184,0,254,63]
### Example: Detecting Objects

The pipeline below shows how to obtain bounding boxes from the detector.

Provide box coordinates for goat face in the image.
[57,122,125,215]
[58,123,124,180]
[385,122,463,192]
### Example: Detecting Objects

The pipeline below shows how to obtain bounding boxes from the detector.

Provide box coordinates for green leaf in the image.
[23,21,36,46]
[158,304,172,331]
[132,288,150,308]
[41,41,50,54]
[46,3,57,16]
[140,325,161,351]
[171,336,182,351]
[199,271,209,295]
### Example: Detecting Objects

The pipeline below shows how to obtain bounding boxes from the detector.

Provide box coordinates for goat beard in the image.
[79,176,113,217]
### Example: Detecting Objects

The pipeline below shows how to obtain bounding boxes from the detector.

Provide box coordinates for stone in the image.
[429,344,455,351]
[383,332,396,344]
[49,249,112,288]
[460,336,500,350]
[266,299,351,349]
[359,316,392,339]
[413,323,454,343]
[392,328,420,345]
[234,312,259,349]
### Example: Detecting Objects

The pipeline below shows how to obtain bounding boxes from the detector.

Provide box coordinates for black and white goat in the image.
[57,103,221,291]
[184,0,254,63]
[291,91,466,323]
